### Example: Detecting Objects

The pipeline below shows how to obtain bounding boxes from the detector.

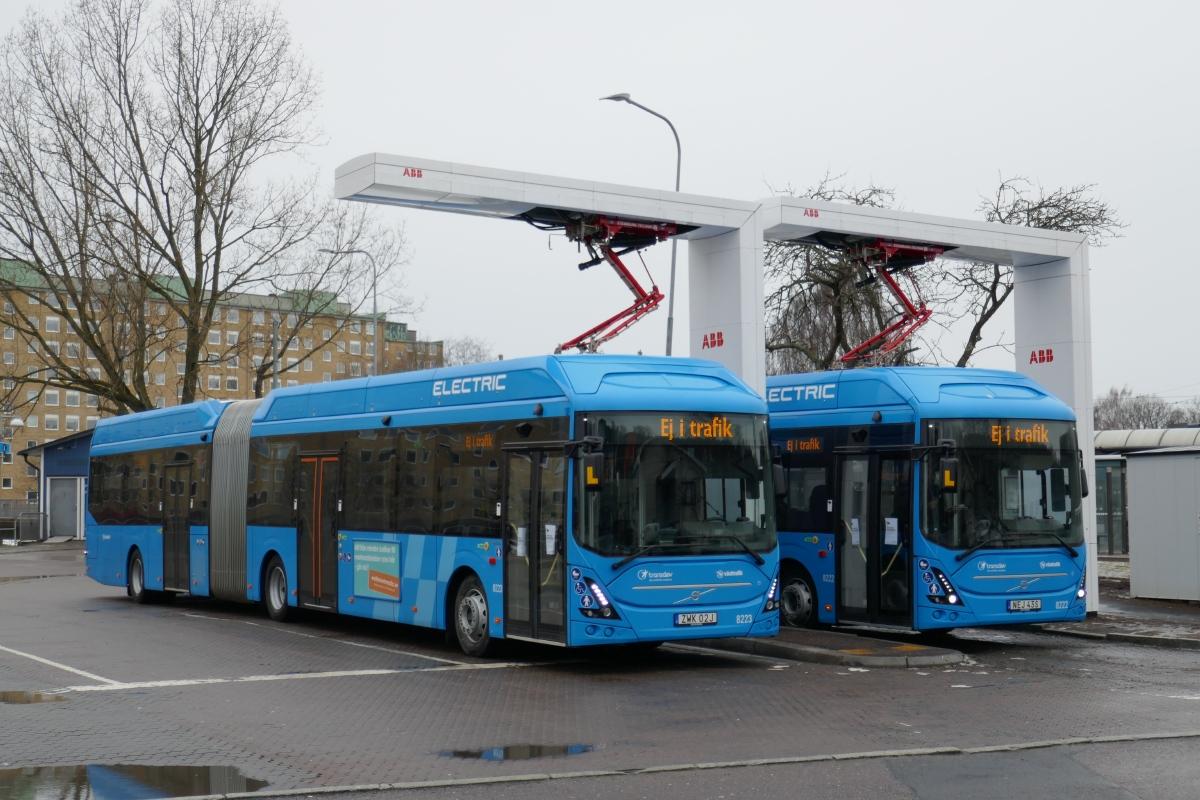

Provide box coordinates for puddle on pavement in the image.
[0,691,66,704]
[0,764,268,798]
[441,743,594,762]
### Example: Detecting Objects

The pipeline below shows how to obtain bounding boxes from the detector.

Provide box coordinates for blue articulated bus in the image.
[86,355,780,654]
[767,367,1088,631]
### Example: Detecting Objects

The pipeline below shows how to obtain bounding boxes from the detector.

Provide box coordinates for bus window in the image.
[925,419,1083,550]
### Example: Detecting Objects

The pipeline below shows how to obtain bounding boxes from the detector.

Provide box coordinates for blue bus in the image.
[768,367,1088,631]
[86,355,780,654]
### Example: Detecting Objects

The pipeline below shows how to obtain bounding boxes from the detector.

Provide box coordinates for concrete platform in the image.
[699,627,964,667]
[1035,579,1200,650]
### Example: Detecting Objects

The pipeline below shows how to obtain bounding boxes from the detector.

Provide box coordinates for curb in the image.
[695,636,964,667]
[1036,625,1200,651]
[0,540,85,554]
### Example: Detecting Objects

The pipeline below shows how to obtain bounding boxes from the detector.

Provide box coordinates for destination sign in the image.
[990,423,1050,447]
[660,415,735,442]
[465,432,495,450]
[784,436,823,453]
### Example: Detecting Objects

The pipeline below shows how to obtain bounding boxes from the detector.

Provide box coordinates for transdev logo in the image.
[716,569,744,579]
[432,373,507,398]
[637,569,673,581]
[977,560,1008,572]
[1039,560,1063,569]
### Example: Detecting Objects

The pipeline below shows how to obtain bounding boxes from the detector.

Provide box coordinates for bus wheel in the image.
[781,571,817,628]
[263,557,290,623]
[127,550,150,604]
[453,575,493,657]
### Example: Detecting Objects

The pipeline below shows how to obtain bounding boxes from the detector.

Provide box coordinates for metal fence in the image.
[0,501,44,544]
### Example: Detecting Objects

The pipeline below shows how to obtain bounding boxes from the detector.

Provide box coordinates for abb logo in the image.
[803,208,820,218]
[700,331,725,349]
[403,167,423,178]
[1029,348,1054,365]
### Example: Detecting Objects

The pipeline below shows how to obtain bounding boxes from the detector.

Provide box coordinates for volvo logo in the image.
[1007,577,1041,592]
[672,587,717,605]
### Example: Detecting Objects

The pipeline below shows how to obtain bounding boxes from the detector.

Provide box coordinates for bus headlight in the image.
[1077,569,1087,600]
[582,578,620,620]
[763,576,780,612]
[928,567,963,606]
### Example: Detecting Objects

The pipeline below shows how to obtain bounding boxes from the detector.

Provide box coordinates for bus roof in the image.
[91,399,227,455]
[766,367,1075,422]
[92,356,766,452]
[252,354,764,433]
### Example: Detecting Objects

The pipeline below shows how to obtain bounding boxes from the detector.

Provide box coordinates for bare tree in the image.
[929,177,1124,367]
[764,176,919,374]
[443,335,495,367]
[0,0,401,414]
[1093,386,1200,430]
[242,208,407,397]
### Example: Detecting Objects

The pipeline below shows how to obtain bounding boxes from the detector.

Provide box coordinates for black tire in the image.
[263,557,290,623]
[453,574,493,657]
[127,549,150,604]
[780,568,818,628]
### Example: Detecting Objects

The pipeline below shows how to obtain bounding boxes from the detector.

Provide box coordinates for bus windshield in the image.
[924,419,1084,551]
[576,412,776,558]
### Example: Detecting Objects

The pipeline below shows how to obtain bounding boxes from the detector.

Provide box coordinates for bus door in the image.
[162,462,191,592]
[835,452,912,626]
[296,455,340,609]
[503,449,566,644]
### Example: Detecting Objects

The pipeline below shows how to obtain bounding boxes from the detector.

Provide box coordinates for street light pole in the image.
[270,310,281,390]
[601,93,682,356]
[319,248,381,376]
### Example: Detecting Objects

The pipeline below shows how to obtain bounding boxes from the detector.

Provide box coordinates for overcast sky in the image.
[4,1,1197,399]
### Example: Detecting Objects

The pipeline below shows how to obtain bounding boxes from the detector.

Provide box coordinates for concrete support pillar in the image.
[686,220,766,395]
[1012,246,1098,611]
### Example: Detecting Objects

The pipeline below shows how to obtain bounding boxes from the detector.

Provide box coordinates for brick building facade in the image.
[0,288,443,504]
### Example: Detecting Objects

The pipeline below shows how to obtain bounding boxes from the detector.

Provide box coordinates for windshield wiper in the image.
[955,532,1010,562]
[690,533,766,565]
[1038,531,1080,558]
[611,542,688,571]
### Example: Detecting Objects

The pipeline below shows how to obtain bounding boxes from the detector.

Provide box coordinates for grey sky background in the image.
[4,1,1196,398]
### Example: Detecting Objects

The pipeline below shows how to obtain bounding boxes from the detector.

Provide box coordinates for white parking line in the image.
[182,612,467,666]
[0,642,119,686]
[54,661,531,694]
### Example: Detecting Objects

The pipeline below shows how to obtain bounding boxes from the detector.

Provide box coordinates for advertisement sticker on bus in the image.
[354,540,401,600]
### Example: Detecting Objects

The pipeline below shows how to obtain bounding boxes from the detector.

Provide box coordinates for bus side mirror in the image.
[1050,469,1067,512]
[582,451,604,492]
[935,457,959,494]
[1079,451,1089,498]
[773,462,787,498]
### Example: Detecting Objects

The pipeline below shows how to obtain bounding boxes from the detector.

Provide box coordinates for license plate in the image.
[1007,598,1042,612]
[675,612,717,626]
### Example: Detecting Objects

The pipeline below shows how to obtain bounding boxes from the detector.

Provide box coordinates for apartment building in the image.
[0,287,443,504]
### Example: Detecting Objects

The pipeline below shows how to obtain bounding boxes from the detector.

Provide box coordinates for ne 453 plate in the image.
[1007,598,1042,612]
